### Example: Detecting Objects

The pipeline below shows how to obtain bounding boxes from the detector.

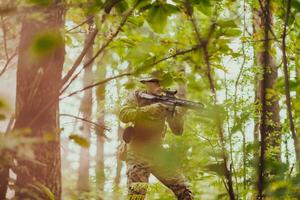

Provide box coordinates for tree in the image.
[13,1,65,199]
[95,55,106,199]
[281,0,300,172]
[253,0,281,198]
[77,17,94,193]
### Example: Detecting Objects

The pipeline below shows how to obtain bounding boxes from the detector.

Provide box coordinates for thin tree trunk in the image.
[0,118,14,199]
[252,16,260,144]
[113,69,124,199]
[296,56,300,140]
[95,56,106,199]
[77,18,94,193]
[0,157,9,199]
[254,0,281,198]
[184,1,235,198]
[113,124,123,200]
[281,0,300,172]
[14,2,65,199]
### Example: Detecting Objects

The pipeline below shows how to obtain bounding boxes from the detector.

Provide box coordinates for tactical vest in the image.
[130,90,166,142]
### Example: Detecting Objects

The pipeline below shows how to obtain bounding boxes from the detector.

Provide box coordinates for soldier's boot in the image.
[128,182,148,200]
[127,162,150,200]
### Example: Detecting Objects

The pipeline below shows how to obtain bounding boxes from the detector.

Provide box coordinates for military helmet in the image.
[139,76,161,84]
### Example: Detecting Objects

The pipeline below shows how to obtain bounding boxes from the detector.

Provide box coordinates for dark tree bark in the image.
[0,158,9,199]
[14,1,65,199]
[77,19,94,193]
[253,0,281,198]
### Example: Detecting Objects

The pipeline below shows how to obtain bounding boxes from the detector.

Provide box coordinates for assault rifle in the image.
[136,90,205,111]
[122,90,205,143]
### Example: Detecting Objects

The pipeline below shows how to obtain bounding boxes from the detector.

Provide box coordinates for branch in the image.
[60,113,109,132]
[103,0,122,14]
[187,125,229,193]
[184,0,217,95]
[61,27,99,85]
[27,36,193,128]
[151,45,201,65]
[257,0,279,42]
[60,73,131,100]
[60,45,200,100]
[184,1,235,199]
[65,16,94,33]
[62,6,118,85]
[0,51,17,77]
[1,16,9,60]
[60,1,140,95]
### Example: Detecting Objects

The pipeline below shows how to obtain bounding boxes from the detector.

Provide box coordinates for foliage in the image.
[0,0,300,199]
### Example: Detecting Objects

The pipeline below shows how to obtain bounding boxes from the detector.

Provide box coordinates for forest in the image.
[0,0,300,199]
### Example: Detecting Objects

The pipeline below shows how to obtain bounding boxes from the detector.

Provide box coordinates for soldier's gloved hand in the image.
[176,107,188,116]
[139,103,167,119]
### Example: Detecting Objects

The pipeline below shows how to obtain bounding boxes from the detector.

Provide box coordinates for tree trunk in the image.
[0,161,8,199]
[77,19,94,193]
[14,2,65,199]
[112,66,125,200]
[0,118,14,199]
[293,9,300,171]
[184,0,236,197]
[114,125,123,190]
[95,57,106,199]
[281,0,300,172]
[296,53,300,135]
[253,0,281,198]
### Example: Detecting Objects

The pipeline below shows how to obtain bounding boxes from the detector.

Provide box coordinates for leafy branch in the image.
[184,1,236,199]
[60,0,140,95]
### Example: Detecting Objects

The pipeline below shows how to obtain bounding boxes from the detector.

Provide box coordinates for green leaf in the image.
[223,28,242,37]
[0,100,5,108]
[194,0,211,16]
[30,31,63,58]
[160,73,173,87]
[295,13,300,26]
[266,88,279,101]
[115,0,129,14]
[292,0,300,12]
[146,5,168,33]
[217,19,237,28]
[133,56,157,75]
[231,123,242,134]
[213,65,228,73]
[69,134,90,148]
[27,0,51,6]
[0,114,6,121]
[204,162,225,176]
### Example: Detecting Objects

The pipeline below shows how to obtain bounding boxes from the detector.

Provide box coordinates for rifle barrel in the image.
[137,92,205,110]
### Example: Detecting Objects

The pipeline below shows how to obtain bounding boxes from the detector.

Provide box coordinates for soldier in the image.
[118,77,193,200]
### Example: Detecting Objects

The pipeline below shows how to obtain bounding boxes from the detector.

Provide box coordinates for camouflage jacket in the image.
[119,91,185,154]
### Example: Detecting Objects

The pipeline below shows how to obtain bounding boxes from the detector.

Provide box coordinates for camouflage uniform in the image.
[119,91,193,200]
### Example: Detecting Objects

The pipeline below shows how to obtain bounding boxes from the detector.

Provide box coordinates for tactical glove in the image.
[139,103,167,119]
[175,107,188,116]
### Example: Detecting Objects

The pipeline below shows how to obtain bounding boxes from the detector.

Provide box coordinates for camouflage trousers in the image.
[126,155,193,200]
